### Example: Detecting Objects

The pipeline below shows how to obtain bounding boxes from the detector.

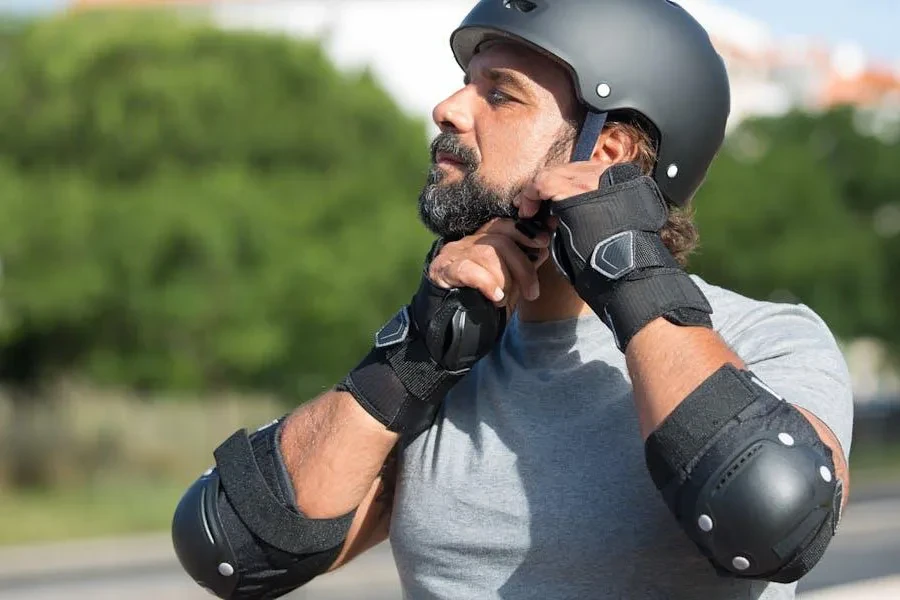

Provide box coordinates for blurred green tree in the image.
[0,10,434,406]
[0,10,898,409]
[691,107,899,348]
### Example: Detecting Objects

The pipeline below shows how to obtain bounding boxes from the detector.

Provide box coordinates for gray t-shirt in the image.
[389,276,854,600]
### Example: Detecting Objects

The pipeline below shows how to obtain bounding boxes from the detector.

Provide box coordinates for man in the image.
[172,1,853,599]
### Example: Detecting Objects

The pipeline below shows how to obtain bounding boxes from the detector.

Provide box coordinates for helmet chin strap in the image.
[571,110,608,162]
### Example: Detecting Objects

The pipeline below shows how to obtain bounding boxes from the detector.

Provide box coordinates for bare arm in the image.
[326,445,399,572]
[626,317,850,506]
[278,389,399,520]
[270,389,400,572]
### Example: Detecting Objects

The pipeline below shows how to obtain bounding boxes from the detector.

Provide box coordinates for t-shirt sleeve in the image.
[719,301,855,460]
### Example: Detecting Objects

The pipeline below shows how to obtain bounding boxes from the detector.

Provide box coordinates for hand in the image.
[513,161,608,220]
[428,218,551,309]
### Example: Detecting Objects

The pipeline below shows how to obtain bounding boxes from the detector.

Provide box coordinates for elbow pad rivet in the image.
[697,514,714,532]
[777,433,794,446]
[217,562,235,577]
[732,556,751,571]
[819,466,832,483]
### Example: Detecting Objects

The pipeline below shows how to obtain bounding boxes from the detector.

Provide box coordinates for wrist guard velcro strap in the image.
[172,418,355,599]
[584,264,713,351]
[550,163,711,350]
[644,364,842,583]
[340,243,506,436]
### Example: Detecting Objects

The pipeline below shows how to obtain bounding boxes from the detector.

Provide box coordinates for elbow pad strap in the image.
[172,418,355,599]
[214,425,354,555]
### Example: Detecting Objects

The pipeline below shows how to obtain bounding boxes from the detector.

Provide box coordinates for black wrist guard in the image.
[338,241,506,437]
[550,163,713,351]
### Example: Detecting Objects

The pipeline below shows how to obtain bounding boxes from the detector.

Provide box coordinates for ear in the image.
[591,126,641,166]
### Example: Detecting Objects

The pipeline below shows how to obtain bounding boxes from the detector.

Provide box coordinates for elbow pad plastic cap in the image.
[172,471,239,598]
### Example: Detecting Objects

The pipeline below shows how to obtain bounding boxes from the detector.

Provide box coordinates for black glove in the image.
[338,241,506,438]
[550,163,712,351]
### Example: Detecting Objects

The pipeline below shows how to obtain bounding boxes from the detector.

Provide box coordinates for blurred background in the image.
[0,0,898,599]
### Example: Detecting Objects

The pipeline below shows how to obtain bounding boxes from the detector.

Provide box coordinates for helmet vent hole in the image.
[503,0,537,13]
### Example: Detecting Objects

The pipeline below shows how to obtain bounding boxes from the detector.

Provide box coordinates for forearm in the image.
[626,317,743,440]
[279,389,399,518]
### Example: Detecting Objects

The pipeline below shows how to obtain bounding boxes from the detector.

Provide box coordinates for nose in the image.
[432,87,474,134]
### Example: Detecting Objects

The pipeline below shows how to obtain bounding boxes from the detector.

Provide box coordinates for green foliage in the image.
[0,11,434,398]
[691,107,900,347]
[1,9,899,406]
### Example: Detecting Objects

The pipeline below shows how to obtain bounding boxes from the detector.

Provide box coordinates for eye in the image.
[486,88,511,106]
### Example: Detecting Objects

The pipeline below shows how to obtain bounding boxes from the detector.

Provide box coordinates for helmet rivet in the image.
[596,83,611,98]
[218,562,235,577]
[667,164,679,178]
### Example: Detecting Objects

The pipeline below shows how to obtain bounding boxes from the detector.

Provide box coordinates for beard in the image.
[418,130,574,241]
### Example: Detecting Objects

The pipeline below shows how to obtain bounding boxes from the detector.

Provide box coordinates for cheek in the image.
[477,123,555,192]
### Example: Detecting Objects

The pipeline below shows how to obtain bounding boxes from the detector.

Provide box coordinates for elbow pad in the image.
[171,417,355,599]
[645,364,843,583]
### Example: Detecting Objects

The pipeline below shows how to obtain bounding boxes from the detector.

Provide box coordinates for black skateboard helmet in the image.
[451,0,731,207]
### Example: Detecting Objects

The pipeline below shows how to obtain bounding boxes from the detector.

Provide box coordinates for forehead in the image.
[467,41,577,104]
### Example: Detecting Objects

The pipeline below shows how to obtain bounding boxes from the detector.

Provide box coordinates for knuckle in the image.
[441,240,463,254]
[474,243,499,261]
[455,258,477,278]
[534,170,552,188]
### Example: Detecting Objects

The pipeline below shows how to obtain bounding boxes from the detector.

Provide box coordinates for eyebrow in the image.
[464,67,534,101]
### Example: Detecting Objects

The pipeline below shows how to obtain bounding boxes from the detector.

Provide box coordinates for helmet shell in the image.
[451,0,731,207]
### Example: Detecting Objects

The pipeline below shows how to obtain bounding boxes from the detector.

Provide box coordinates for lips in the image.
[435,151,464,166]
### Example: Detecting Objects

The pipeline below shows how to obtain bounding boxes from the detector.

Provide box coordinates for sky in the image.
[722,0,899,65]
[1,0,898,65]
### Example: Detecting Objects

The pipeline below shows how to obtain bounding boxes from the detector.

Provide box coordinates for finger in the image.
[485,235,541,302]
[460,242,518,307]
[445,258,506,304]
[427,248,460,289]
[504,284,521,320]
[514,170,567,218]
[530,246,551,270]
[514,181,546,219]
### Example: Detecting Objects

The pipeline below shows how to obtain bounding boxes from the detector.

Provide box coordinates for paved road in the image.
[0,495,896,600]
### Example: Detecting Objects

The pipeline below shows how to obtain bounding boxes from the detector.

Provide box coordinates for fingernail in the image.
[527,283,540,301]
[493,287,505,302]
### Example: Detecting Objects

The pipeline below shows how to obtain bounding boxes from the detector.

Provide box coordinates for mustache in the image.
[429,133,480,171]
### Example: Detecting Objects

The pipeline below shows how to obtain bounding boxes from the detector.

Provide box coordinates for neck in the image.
[516,261,593,323]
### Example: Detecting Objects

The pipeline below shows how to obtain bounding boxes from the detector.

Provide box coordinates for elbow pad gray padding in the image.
[172,417,355,599]
[645,364,842,583]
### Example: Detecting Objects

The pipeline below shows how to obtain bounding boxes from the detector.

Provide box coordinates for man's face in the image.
[418,42,581,240]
